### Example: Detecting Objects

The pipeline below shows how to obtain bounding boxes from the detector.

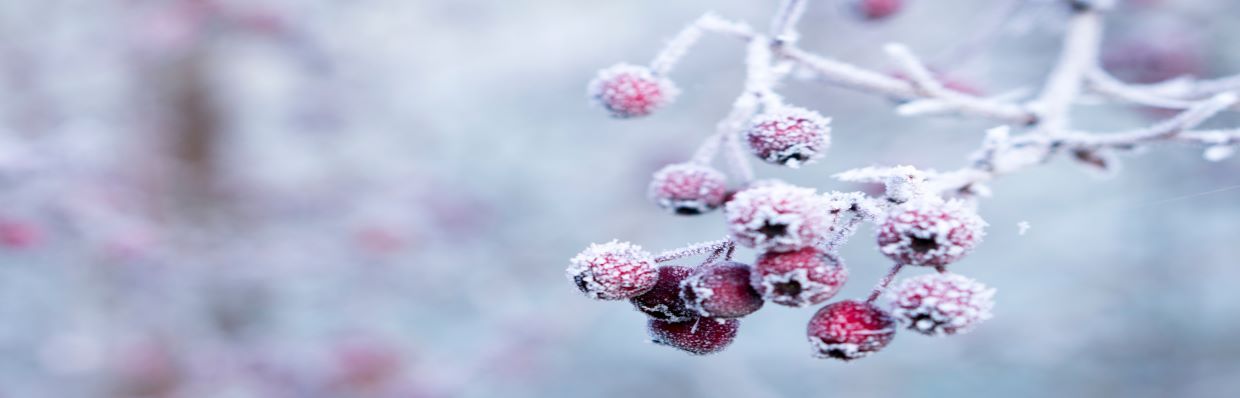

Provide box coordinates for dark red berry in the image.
[681,261,764,318]
[631,265,697,322]
[752,247,848,307]
[648,318,739,355]
[807,300,896,361]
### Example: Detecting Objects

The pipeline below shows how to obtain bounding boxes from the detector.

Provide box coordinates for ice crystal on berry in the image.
[744,107,832,168]
[566,240,659,300]
[631,265,697,322]
[752,247,848,307]
[681,261,765,319]
[877,199,986,267]
[648,318,739,355]
[648,163,728,215]
[807,300,896,361]
[725,184,834,252]
[887,273,995,336]
[587,64,678,118]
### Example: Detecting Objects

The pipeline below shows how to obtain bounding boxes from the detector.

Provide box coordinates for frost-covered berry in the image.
[807,300,896,361]
[877,200,985,267]
[744,107,831,168]
[631,265,697,322]
[567,240,658,300]
[887,273,995,336]
[648,163,727,215]
[850,0,903,21]
[648,318,739,355]
[725,184,832,252]
[752,247,849,307]
[587,63,678,118]
[681,261,764,319]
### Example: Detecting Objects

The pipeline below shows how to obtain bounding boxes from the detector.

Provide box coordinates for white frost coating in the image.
[1203,145,1235,162]
[886,273,996,336]
[833,165,937,202]
[743,107,832,168]
[877,199,987,267]
[566,240,657,300]
[1017,221,1031,236]
[725,184,836,252]
[754,267,838,307]
[679,273,717,317]
[647,163,727,214]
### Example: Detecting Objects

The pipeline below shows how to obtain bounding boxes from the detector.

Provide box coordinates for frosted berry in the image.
[807,300,896,361]
[631,265,697,322]
[567,240,658,300]
[587,63,678,118]
[752,247,849,307]
[648,318,739,355]
[725,184,832,252]
[648,163,727,215]
[850,0,903,21]
[681,261,764,319]
[887,273,995,336]
[0,219,42,249]
[877,200,985,267]
[744,107,831,168]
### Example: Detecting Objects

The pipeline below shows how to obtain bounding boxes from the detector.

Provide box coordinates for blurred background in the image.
[1,0,1238,397]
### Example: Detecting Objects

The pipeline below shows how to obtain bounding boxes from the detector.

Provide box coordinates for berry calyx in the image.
[681,261,765,319]
[587,64,678,118]
[807,300,896,361]
[648,163,728,215]
[744,107,832,168]
[567,240,659,300]
[631,265,697,322]
[648,318,739,355]
[877,200,985,267]
[887,273,995,336]
[725,184,833,252]
[752,247,849,307]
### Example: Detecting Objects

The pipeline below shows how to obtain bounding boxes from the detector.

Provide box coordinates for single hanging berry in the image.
[566,240,659,300]
[877,199,985,267]
[744,106,832,168]
[631,265,697,322]
[887,273,995,336]
[752,247,849,307]
[648,318,739,355]
[807,300,896,361]
[587,63,679,118]
[680,261,765,319]
[648,163,728,215]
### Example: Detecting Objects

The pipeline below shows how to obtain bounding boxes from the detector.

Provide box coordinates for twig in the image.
[1031,8,1103,133]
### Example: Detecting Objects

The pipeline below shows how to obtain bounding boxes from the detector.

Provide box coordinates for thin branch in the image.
[650,14,709,75]
[768,0,808,44]
[654,238,733,263]
[1031,9,1103,133]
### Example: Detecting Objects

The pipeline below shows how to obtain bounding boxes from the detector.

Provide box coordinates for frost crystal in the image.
[567,240,659,300]
[886,273,995,336]
[587,64,679,118]
[877,199,986,267]
[744,107,832,168]
[647,163,728,215]
[631,265,697,322]
[725,184,837,252]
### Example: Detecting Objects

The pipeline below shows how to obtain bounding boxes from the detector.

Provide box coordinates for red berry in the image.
[681,261,764,319]
[648,163,727,215]
[752,247,849,307]
[725,184,832,252]
[851,0,903,21]
[807,300,896,361]
[877,200,985,267]
[648,318,739,355]
[744,107,831,168]
[567,240,659,300]
[887,273,995,336]
[631,265,697,322]
[587,64,678,118]
[0,219,42,249]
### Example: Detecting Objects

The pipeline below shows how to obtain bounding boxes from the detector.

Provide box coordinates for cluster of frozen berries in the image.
[568,169,996,359]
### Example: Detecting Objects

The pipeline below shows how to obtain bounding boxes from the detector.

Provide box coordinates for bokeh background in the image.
[1,0,1238,397]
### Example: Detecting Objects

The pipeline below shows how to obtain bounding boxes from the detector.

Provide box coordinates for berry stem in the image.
[865,263,905,304]
[650,15,708,76]
[654,238,733,263]
[689,132,724,165]
[768,0,807,44]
